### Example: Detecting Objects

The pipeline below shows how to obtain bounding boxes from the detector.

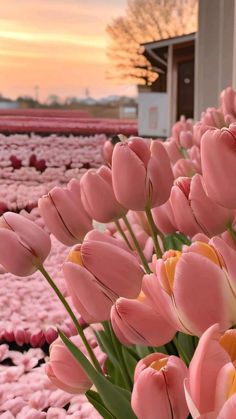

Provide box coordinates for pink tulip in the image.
[200,108,226,128]
[46,335,93,394]
[111,293,176,346]
[38,178,92,246]
[0,212,51,276]
[192,123,211,147]
[173,158,197,178]
[64,232,143,304]
[186,324,236,418]
[80,165,127,223]
[63,256,113,323]
[163,137,182,164]
[112,137,173,210]
[179,131,193,149]
[220,87,236,119]
[131,352,189,419]
[152,199,177,234]
[143,239,236,336]
[201,126,236,209]
[170,175,234,237]
[102,140,114,164]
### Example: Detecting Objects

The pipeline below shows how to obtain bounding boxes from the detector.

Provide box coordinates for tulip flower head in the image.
[0,212,51,276]
[201,126,236,209]
[112,137,173,211]
[143,239,236,336]
[63,246,114,323]
[46,335,93,394]
[38,178,92,246]
[111,292,176,346]
[170,175,234,238]
[80,165,127,223]
[186,324,236,418]
[131,352,189,419]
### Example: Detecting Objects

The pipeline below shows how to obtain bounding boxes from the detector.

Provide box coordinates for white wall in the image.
[195,0,236,118]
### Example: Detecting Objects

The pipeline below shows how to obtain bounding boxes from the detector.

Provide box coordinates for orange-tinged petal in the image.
[228,369,236,399]
[191,242,222,267]
[150,358,168,371]
[67,247,83,266]
[220,330,236,362]
[164,251,181,293]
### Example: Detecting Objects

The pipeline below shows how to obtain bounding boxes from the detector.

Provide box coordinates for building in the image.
[138,0,236,137]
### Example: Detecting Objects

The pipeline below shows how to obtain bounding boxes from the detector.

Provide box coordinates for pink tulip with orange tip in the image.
[131,352,189,419]
[186,324,236,418]
[62,230,143,322]
[143,238,236,337]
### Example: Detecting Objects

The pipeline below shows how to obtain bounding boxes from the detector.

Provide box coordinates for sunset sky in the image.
[0,0,136,101]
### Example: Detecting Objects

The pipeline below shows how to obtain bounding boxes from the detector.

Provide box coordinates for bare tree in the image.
[106,0,198,85]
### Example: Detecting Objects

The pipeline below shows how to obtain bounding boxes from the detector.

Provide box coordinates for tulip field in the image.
[1,87,236,418]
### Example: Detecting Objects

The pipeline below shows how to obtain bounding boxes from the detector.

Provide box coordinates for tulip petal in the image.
[188,324,230,414]
[112,142,147,210]
[131,368,173,419]
[173,252,236,335]
[63,262,113,322]
[81,241,143,298]
[201,128,236,209]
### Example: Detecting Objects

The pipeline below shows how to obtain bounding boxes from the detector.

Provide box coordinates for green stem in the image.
[37,264,103,373]
[106,321,132,391]
[145,206,163,259]
[115,220,132,250]
[122,215,151,274]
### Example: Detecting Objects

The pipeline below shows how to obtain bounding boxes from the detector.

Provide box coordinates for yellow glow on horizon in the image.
[0,30,106,49]
[0,0,136,100]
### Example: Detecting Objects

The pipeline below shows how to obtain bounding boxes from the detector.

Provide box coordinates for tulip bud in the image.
[38,178,92,246]
[112,137,173,210]
[80,165,127,223]
[201,126,236,209]
[0,212,51,276]
[170,174,234,237]
[46,335,94,394]
[102,140,114,164]
[111,294,176,346]
[131,353,188,419]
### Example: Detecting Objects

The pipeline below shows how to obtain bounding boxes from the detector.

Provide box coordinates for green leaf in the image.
[86,390,115,419]
[95,330,120,367]
[177,332,196,362]
[121,346,137,382]
[58,330,137,419]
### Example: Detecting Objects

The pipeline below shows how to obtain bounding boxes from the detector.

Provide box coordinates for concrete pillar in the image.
[195,0,236,119]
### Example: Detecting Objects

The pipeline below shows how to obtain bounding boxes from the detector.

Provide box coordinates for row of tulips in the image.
[1,87,236,418]
[0,116,137,136]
